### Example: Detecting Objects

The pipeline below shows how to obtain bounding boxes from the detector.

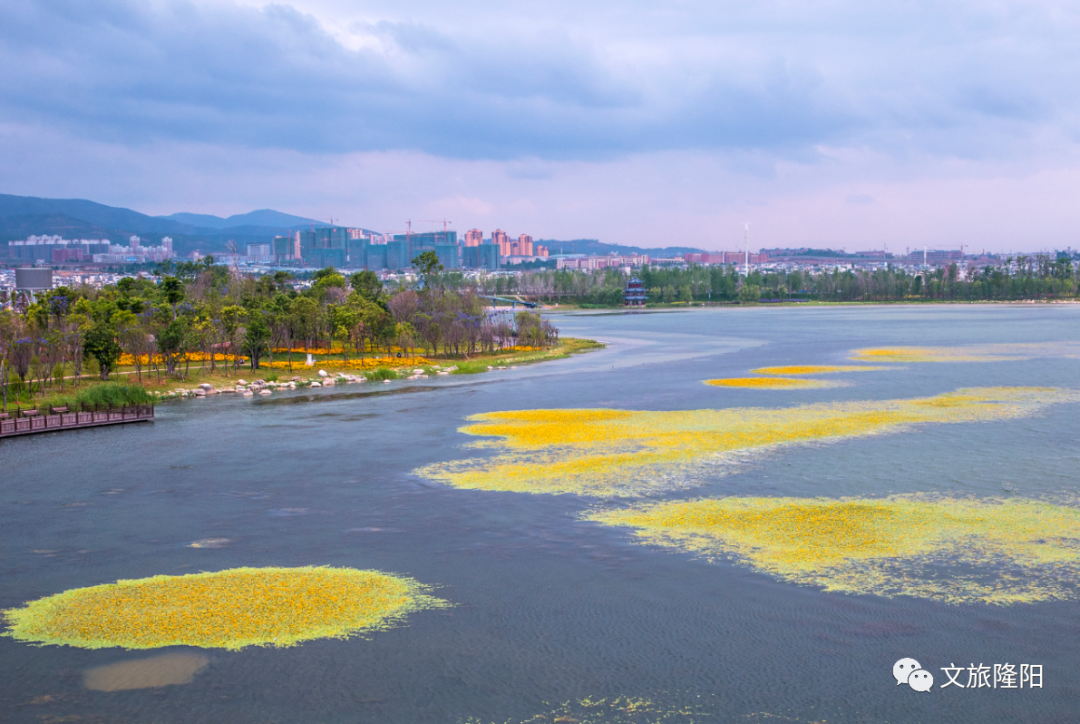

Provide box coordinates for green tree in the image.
[83,322,122,380]
[244,309,271,369]
[156,316,189,377]
[738,284,761,303]
[160,276,185,311]
[412,251,443,287]
[349,270,383,302]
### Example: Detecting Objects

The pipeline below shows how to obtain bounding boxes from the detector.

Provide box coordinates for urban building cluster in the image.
[684,251,769,264]
[5,228,1015,282]
[0,268,141,308]
[7,235,175,264]
[557,253,651,270]
[475,229,548,259]
[212,227,549,272]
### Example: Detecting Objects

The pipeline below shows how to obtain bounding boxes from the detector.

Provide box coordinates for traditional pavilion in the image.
[624,276,647,307]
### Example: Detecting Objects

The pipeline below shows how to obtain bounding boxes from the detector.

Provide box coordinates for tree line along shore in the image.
[487,256,1080,305]
[0,253,601,413]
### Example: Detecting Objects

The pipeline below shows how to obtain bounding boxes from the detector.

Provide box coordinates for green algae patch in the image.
[587,496,1080,605]
[3,566,449,651]
[416,387,1079,498]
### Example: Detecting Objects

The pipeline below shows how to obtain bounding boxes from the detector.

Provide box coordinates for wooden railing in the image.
[0,405,154,439]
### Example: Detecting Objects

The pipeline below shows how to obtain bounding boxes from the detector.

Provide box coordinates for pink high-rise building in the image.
[492,229,511,256]
[517,234,533,256]
[465,229,483,247]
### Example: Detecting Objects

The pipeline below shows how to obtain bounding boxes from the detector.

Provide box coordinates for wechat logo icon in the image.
[894,658,934,692]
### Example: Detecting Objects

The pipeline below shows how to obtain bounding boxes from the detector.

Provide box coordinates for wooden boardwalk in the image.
[0,405,154,439]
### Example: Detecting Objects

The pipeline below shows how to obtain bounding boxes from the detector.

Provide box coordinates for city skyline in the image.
[2,1,1079,253]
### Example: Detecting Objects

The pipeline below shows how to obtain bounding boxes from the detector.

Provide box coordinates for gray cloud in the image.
[0,0,1077,162]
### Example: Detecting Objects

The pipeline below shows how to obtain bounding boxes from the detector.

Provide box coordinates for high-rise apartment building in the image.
[272,236,294,261]
[463,244,500,271]
[389,231,460,270]
[492,229,511,256]
[464,229,483,247]
[299,227,349,268]
[517,234,533,256]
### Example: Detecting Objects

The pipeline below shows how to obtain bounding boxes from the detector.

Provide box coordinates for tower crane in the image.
[419,219,453,244]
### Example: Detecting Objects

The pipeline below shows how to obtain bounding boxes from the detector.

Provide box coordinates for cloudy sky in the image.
[2,0,1079,251]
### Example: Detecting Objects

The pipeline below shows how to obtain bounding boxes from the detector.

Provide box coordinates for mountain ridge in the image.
[0,194,328,254]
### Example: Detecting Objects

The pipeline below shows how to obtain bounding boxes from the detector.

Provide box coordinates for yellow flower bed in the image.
[261,357,431,370]
[704,377,838,389]
[586,496,1080,605]
[118,352,243,365]
[272,347,345,355]
[750,365,888,375]
[850,342,1080,364]
[2,566,448,650]
[416,387,1078,497]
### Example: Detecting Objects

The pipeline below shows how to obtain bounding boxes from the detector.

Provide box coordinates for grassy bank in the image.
[16,382,155,414]
[448,337,604,374]
[2,337,604,410]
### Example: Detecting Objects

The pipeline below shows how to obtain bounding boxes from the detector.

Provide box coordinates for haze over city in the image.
[2,0,1079,252]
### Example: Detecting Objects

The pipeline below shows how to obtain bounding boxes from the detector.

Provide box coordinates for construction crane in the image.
[419,219,453,245]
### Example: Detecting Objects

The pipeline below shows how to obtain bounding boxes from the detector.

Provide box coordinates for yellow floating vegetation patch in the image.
[417,387,1077,497]
[2,566,449,651]
[704,377,839,389]
[586,496,1080,605]
[850,342,1080,364]
[750,365,889,376]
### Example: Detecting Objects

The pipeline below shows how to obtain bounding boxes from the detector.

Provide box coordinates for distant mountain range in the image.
[0,193,707,261]
[158,210,322,229]
[536,239,706,257]
[0,193,325,256]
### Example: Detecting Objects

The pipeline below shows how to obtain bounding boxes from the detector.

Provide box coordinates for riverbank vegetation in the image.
[0,252,579,410]
[465,254,1080,305]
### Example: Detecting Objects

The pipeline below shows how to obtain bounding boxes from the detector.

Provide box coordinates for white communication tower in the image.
[744,222,750,276]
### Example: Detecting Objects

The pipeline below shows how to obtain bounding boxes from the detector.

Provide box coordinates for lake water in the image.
[2,304,1079,723]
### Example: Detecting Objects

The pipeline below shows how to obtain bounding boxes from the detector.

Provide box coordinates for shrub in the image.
[364,367,398,382]
[37,382,154,413]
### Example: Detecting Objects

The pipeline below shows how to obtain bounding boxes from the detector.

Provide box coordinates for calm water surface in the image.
[2,305,1079,723]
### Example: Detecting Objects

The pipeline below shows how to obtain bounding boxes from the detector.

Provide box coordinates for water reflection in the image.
[84,653,209,691]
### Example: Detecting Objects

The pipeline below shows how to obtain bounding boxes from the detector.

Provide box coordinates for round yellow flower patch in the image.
[587,496,1080,605]
[704,377,838,389]
[750,365,889,375]
[849,342,1080,364]
[3,566,449,650]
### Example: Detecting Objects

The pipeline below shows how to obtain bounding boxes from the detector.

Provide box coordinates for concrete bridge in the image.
[478,295,536,309]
